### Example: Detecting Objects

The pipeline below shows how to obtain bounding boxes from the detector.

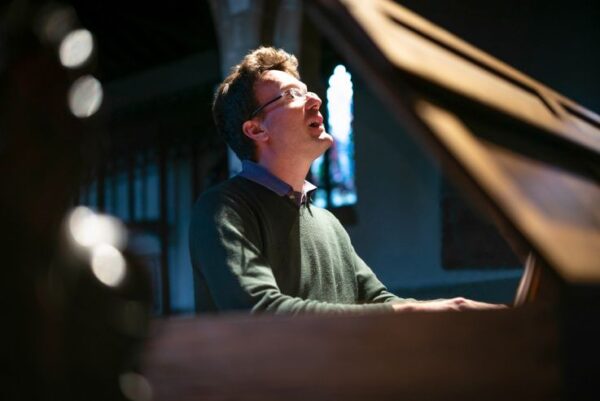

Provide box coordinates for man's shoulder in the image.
[307,203,337,220]
[198,175,246,199]
[190,177,255,232]
[194,176,251,209]
[303,204,345,229]
[193,175,282,215]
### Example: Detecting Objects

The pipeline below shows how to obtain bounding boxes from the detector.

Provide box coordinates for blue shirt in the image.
[239,160,317,207]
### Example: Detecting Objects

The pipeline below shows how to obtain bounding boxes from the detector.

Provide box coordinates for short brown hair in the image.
[212,47,300,160]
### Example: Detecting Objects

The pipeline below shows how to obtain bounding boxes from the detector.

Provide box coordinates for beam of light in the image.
[59,29,94,69]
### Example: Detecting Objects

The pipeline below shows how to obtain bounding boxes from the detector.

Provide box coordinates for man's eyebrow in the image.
[281,83,308,92]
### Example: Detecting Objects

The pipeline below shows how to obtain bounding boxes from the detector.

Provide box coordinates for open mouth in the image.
[308,114,323,128]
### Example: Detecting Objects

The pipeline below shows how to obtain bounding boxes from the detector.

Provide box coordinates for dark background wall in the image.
[399,0,600,111]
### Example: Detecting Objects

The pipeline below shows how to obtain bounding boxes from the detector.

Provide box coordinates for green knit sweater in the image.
[189,176,406,314]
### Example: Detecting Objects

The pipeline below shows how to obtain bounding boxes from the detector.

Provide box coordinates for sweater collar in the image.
[239,160,317,206]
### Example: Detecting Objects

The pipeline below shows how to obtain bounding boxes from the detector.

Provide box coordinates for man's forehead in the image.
[257,70,303,89]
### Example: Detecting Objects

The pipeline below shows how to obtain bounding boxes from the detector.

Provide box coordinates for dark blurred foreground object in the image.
[143,1,599,400]
[1,1,151,400]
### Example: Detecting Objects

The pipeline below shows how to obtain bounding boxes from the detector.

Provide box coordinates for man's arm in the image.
[353,252,415,304]
[353,253,505,311]
[391,297,507,312]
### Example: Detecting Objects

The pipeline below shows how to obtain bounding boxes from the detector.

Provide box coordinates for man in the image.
[189,47,502,314]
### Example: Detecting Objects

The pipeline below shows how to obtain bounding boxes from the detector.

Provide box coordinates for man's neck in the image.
[257,157,312,192]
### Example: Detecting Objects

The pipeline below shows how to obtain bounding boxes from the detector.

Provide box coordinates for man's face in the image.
[252,70,333,162]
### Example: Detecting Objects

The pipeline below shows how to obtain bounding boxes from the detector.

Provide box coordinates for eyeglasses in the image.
[249,87,311,118]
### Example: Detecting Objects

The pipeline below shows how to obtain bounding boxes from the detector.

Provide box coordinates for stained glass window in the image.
[311,64,357,208]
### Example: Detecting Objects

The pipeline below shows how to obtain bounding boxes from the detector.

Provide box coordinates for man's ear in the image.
[242,119,268,143]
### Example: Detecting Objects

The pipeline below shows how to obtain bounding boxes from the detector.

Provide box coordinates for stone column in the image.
[209,0,303,175]
[273,0,303,55]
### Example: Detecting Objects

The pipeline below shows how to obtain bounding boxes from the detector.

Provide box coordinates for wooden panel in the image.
[416,101,600,282]
[514,254,563,306]
[143,308,560,401]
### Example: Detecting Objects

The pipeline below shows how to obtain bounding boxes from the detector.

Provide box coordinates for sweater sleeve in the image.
[323,211,414,305]
[353,252,416,304]
[189,191,394,315]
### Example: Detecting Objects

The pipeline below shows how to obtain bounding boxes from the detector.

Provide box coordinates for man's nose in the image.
[305,91,322,109]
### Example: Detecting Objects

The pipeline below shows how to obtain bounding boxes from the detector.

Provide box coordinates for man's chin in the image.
[318,131,334,145]
[308,134,333,160]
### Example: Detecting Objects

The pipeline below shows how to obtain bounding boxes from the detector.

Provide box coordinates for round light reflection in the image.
[59,29,94,68]
[69,206,99,247]
[119,372,153,401]
[68,75,103,118]
[91,244,126,287]
[68,206,126,249]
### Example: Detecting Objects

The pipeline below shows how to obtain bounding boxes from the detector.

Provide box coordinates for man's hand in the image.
[391,297,507,312]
